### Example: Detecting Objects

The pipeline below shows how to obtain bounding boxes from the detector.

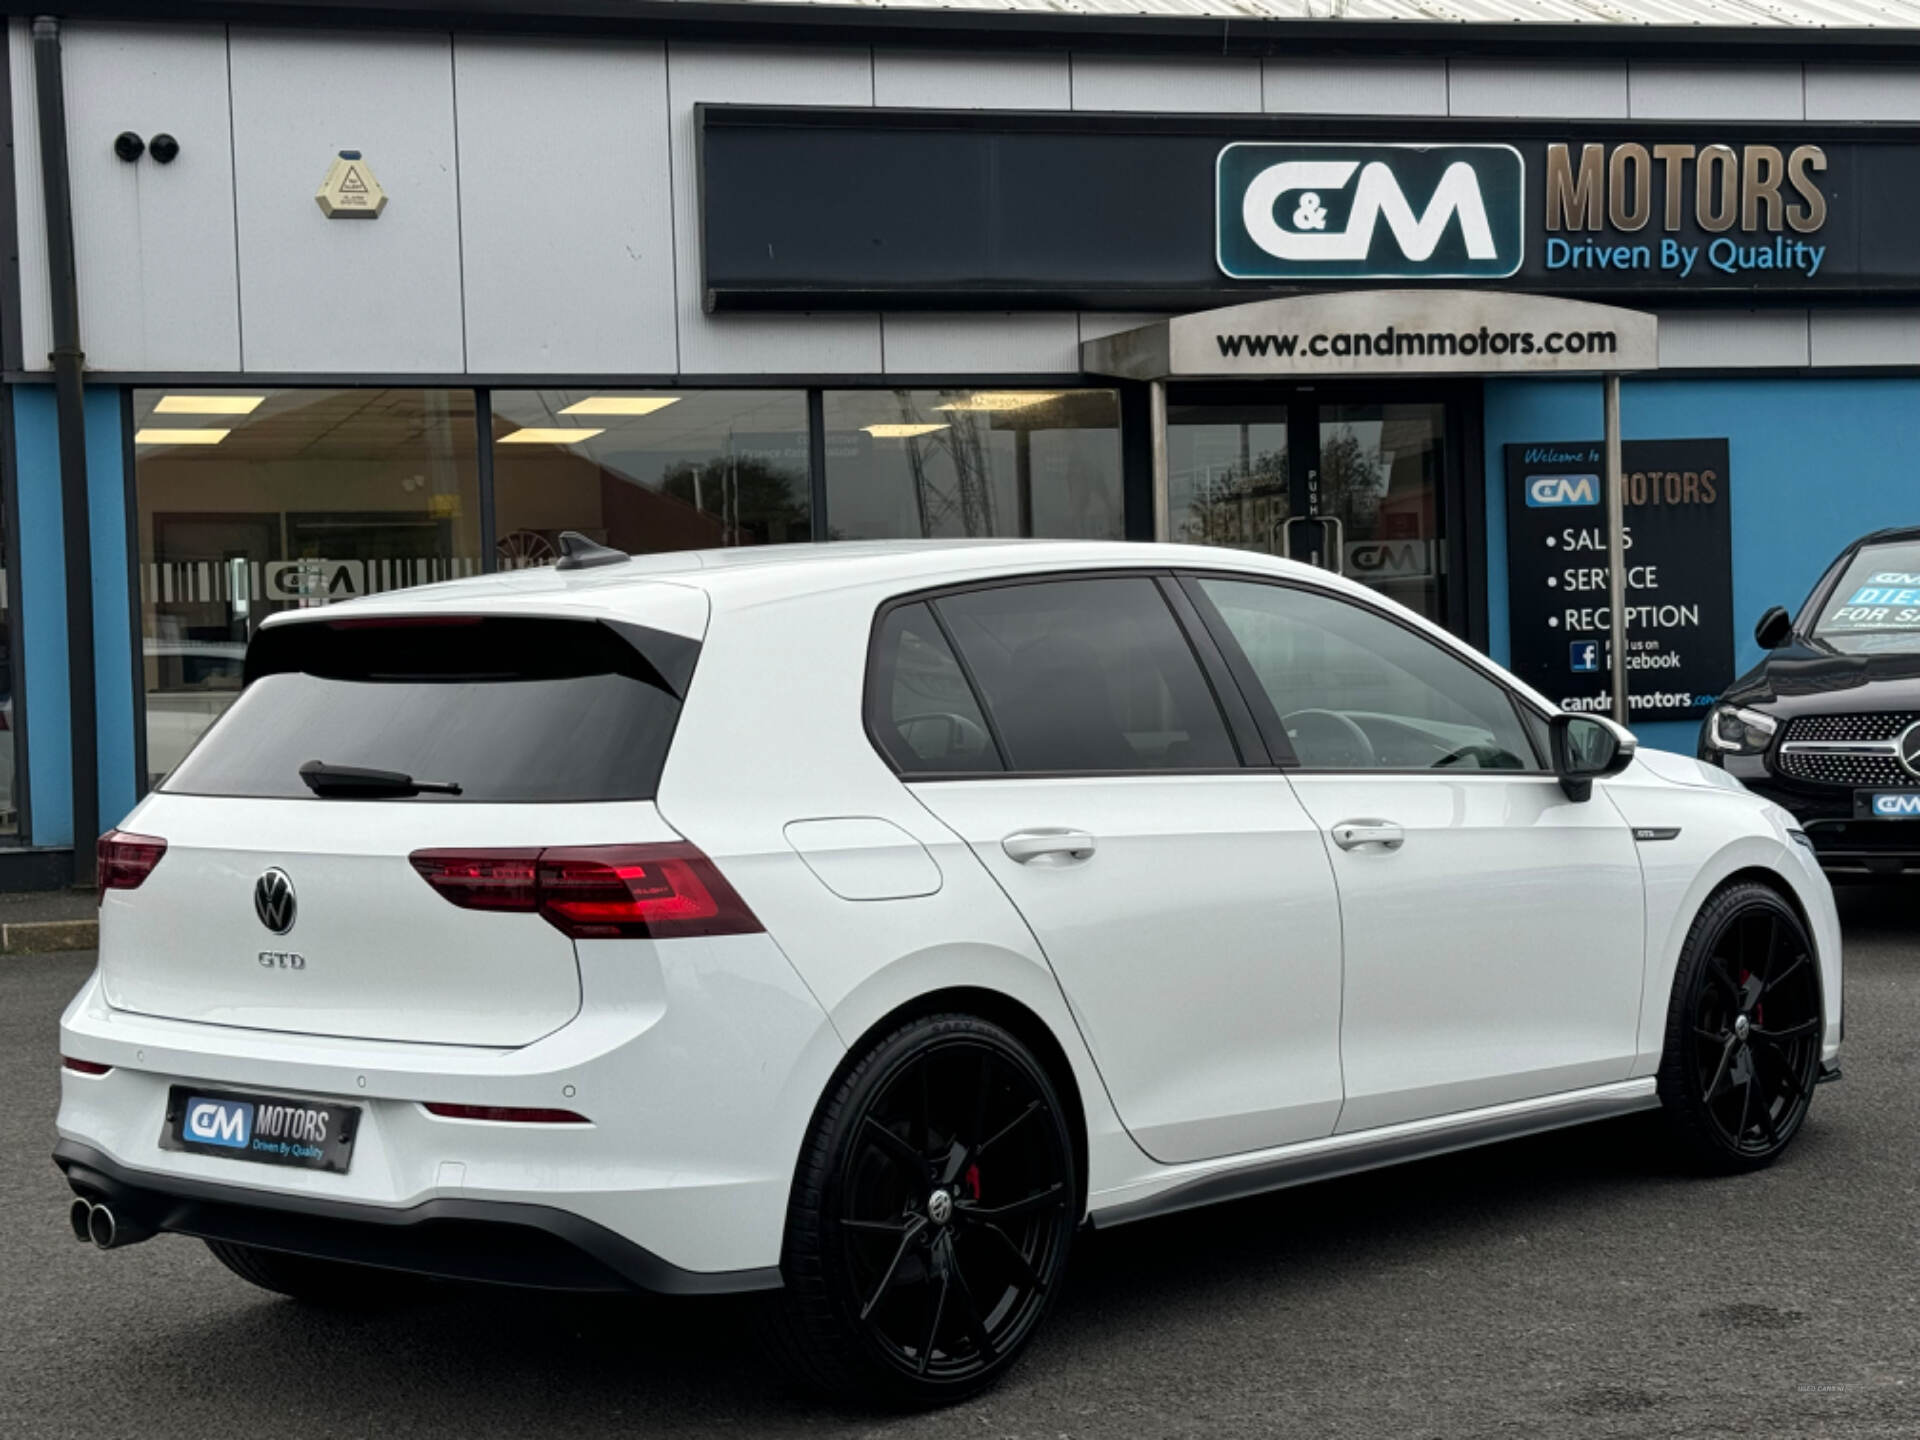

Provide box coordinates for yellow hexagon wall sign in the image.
[316,150,386,219]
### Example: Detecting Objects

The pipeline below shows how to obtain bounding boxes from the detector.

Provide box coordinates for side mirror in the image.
[1550,713,1637,802]
[1754,606,1793,650]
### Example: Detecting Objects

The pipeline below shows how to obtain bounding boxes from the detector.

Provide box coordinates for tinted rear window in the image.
[163,616,694,802]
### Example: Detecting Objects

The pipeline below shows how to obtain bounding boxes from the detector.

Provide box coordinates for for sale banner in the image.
[1503,438,1733,722]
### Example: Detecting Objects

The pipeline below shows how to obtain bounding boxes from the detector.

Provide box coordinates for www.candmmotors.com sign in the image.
[1217,144,1525,281]
[1081,292,1658,380]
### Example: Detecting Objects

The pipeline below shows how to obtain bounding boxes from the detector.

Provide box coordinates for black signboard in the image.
[699,106,1920,309]
[1503,438,1733,723]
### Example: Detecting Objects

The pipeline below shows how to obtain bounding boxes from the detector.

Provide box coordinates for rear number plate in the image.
[1859,791,1920,819]
[161,1086,358,1173]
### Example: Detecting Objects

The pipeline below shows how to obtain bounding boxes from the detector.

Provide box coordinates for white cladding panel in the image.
[1627,63,1805,120]
[1070,54,1262,113]
[1446,60,1629,118]
[667,45,881,375]
[881,313,1081,374]
[229,29,464,372]
[10,20,50,372]
[1656,309,1811,369]
[456,37,676,375]
[1263,57,1448,116]
[873,49,1070,109]
[1809,309,1920,368]
[1806,64,1920,120]
[60,23,240,371]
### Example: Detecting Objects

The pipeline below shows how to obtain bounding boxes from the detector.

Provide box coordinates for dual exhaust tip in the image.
[68,1196,151,1250]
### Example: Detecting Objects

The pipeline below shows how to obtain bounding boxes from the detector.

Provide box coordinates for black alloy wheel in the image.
[1659,881,1823,1172]
[769,1014,1077,1405]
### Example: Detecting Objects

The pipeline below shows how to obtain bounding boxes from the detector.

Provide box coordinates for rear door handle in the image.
[1331,819,1404,852]
[1001,829,1097,866]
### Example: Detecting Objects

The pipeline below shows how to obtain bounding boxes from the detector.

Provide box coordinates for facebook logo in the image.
[1569,641,1601,673]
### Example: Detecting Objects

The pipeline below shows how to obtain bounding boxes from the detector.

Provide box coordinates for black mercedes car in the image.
[1701,525,1920,877]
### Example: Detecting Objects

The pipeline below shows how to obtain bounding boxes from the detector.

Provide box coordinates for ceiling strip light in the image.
[153,395,266,416]
[932,392,1064,413]
[499,427,606,445]
[862,423,950,438]
[559,397,680,417]
[134,428,230,446]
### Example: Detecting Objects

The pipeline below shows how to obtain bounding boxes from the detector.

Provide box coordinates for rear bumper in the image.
[55,931,846,1280]
[55,1140,779,1295]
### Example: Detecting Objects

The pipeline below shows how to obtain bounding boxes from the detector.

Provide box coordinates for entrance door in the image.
[1165,387,1464,633]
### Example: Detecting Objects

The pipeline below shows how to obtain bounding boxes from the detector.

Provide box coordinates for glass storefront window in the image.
[1167,401,1290,552]
[490,390,809,565]
[1166,393,1450,626]
[823,389,1122,541]
[134,388,481,787]
[1318,403,1445,621]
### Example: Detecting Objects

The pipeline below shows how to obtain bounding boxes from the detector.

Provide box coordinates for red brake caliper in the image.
[1739,968,1763,1026]
[964,1163,982,1202]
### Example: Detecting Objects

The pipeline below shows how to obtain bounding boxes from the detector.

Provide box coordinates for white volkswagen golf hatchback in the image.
[58,539,1841,1404]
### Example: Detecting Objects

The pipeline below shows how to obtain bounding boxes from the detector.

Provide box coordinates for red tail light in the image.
[62,1056,112,1076]
[423,1103,589,1124]
[409,844,761,940]
[98,830,167,900]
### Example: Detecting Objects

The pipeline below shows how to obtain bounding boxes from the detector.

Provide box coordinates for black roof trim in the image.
[15,1,1920,64]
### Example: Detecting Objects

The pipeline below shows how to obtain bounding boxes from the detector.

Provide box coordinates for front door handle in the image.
[1331,819,1404,852]
[1001,829,1097,866]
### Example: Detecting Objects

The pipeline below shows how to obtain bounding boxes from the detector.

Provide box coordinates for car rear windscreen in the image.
[162,615,696,802]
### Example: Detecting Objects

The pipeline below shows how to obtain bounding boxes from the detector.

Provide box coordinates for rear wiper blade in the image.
[298,760,462,798]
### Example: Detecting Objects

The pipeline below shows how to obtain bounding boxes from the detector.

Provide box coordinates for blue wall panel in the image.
[1486,376,1920,755]
[14,387,70,847]
[11,384,136,848]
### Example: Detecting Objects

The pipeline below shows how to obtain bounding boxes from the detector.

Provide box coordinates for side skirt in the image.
[1087,1078,1660,1230]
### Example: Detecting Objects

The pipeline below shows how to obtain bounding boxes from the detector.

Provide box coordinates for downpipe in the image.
[67,1197,153,1250]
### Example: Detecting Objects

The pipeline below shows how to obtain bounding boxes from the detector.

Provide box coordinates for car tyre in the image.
[1657,881,1823,1174]
[767,1012,1078,1407]
[203,1239,422,1308]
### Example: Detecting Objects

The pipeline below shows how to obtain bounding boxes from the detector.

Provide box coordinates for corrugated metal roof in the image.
[735,0,1920,27]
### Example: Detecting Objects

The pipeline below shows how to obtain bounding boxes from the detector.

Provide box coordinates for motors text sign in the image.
[1503,438,1734,723]
[699,107,1920,309]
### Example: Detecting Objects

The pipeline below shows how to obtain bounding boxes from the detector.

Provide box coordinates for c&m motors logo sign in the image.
[1526,473,1600,508]
[1218,144,1525,281]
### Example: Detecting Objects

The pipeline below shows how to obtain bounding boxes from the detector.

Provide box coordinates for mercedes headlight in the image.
[1705,704,1778,755]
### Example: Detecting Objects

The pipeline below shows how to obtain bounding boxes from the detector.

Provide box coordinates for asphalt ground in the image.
[4,887,1918,1439]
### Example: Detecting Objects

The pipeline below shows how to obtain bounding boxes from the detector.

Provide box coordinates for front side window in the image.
[933,578,1237,773]
[1811,540,1920,654]
[1195,577,1536,771]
